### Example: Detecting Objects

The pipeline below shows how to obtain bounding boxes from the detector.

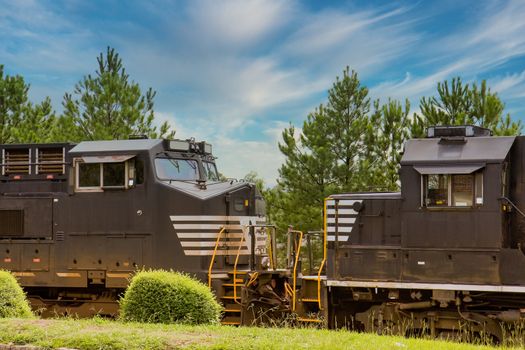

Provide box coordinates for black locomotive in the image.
[310,125,525,340]
[0,138,272,325]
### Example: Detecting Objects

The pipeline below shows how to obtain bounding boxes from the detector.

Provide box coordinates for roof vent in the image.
[427,125,492,138]
[129,134,148,140]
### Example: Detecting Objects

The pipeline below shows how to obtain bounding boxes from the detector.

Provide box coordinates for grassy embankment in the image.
[0,318,522,350]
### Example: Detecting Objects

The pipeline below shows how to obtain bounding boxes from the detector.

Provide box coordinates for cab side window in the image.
[75,158,135,191]
[103,163,125,187]
[423,172,483,208]
[78,163,100,188]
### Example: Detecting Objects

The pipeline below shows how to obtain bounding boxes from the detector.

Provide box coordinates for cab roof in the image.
[401,136,515,165]
[69,139,163,155]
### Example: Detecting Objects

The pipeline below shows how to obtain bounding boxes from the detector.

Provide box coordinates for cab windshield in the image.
[203,161,219,181]
[155,158,199,181]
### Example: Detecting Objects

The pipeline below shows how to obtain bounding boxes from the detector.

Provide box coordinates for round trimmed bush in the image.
[119,270,222,325]
[0,270,33,318]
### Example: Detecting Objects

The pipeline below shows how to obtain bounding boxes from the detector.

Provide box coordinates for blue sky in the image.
[2,0,525,185]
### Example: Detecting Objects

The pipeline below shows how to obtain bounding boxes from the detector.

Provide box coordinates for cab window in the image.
[203,161,219,181]
[76,159,133,191]
[423,172,483,207]
[78,163,100,188]
[103,163,125,187]
[155,158,199,181]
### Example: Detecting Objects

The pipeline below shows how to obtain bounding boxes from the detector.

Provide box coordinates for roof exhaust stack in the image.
[129,134,148,140]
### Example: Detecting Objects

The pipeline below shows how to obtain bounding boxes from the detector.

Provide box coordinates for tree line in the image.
[0,47,175,144]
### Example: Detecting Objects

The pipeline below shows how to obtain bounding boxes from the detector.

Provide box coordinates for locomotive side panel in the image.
[328,195,402,281]
[0,198,53,239]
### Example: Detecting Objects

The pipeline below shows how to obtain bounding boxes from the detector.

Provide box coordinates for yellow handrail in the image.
[233,231,246,304]
[246,271,259,287]
[289,229,303,312]
[267,227,275,270]
[317,198,329,310]
[284,281,294,298]
[208,227,226,288]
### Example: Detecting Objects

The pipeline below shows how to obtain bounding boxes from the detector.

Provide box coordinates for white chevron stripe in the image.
[327,208,358,215]
[176,232,244,239]
[170,215,246,222]
[180,241,247,248]
[327,226,353,233]
[327,235,349,242]
[172,223,244,230]
[327,217,356,224]
[170,215,267,256]
[185,249,250,256]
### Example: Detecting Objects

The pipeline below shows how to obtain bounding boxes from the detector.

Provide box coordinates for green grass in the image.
[0,318,519,350]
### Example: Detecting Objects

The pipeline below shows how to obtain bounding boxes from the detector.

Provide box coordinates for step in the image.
[221,320,241,326]
[302,275,326,281]
[222,282,244,287]
[302,276,320,281]
[224,308,242,313]
[301,298,320,303]
[228,270,249,274]
[297,317,323,323]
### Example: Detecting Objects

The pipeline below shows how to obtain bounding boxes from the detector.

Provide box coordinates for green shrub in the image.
[0,270,33,318]
[119,270,222,325]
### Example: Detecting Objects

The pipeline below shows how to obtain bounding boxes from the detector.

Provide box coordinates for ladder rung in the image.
[223,283,243,287]
[301,298,320,302]
[221,296,241,300]
[224,309,241,313]
[297,317,323,323]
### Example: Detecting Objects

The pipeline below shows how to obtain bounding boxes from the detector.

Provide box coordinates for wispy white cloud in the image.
[369,0,525,109]
[489,71,525,99]
[123,2,420,136]
[186,0,294,49]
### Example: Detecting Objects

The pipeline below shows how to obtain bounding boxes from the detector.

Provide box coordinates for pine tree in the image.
[368,98,411,190]
[276,67,375,233]
[60,47,175,142]
[415,77,521,136]
[12,98,56,143]
[0,65,56,143]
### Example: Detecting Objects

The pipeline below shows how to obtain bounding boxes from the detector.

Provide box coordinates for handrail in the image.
[246,271,259,287]
[233,231,246,304]
[208,226,225,288]
[284,281,294,298]
[316,198,329,310]
[289,229,303,312]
